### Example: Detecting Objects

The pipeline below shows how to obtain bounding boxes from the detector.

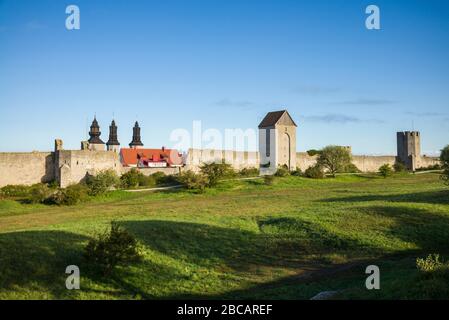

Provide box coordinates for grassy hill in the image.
[0,172,448,299]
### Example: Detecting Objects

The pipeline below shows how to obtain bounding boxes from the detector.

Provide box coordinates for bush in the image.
[200,163,235,187]
[263,175,275,185]
[85,169,119,196]
[394,161,407,173]
[340,163,361,173]
[177,170,209,193]
[238,167,260,177]
[0,185,30,197]
[417,254,443,273]
[317,146,352,177]
[28,183,52,204]
[291,167,303,176]
[152,171,178,186]
[274,166,290,177]
[379,164,393,178]
[47,184,88,206]
[441,145,449,185]
[84,222,143,275]
[304,165,325,179]
[120,169,142,189]
[138,174,156,187]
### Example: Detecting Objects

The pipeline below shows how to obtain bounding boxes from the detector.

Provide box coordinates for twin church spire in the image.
[87,117,143,152]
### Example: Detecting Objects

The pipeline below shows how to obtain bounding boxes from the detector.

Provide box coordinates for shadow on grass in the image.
[359,205,449,251]
[0,230,87,298]
[320,190,449,205]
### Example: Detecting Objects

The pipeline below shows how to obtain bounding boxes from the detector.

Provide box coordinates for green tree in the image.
[440,145,449,185]
[317,146,352,177]
[85,169,120,195]
[379,164,393,178]
[199,162,235,187]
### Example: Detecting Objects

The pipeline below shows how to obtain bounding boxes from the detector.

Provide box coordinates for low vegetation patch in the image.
[379,164,393,178]
[84,222,143,275]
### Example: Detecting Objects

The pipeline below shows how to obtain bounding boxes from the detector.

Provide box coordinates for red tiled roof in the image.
[120,148,183,167]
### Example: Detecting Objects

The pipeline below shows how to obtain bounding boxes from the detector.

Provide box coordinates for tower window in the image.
[266,128,270,157]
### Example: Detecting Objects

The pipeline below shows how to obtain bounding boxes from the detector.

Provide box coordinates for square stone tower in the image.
[397,131,421,171]
[258,110,297,174]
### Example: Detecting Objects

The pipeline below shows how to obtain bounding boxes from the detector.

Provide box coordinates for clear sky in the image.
[0,0,448,155]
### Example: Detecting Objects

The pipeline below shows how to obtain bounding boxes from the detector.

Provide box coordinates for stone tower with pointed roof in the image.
[88,117,105,151]
[106,120,120,153]
[258,110,297,173]
[129,121,144,148]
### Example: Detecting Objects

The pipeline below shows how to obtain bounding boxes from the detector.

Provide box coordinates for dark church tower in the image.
[88,117,105,151]
[106,120,120,153]
[129,121,144,148]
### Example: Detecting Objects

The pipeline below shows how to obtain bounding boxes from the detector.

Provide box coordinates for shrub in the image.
[317,146,352,177]
[138,174,156,187]
[304,165,325,179]
[28,183,52,204]
[120,169,142,189]
[85,170,119,196]
[177,170,209,192]
[152,171,178,186]
[417,254,443,273]
[441,145,449,185]
[412,254,449,299]
[84,222,143,275]
[341,163,361,173]
[263,175,275,185]
[379,164,393,178]
[274,166,290,177]
[200,162,235,187]
[47,184,88,206]
[0,185,30,198]
[393,161,407,173]
[238,167,260,177]
[291,167,303,176]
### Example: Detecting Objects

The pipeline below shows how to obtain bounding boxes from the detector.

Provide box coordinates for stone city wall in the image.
[0,152,55,187]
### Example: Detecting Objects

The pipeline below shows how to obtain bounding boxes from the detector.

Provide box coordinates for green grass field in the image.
[1,172,448,299]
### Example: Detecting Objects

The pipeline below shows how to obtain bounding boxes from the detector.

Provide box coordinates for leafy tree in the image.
[379,164,393,178]
[86,169,119,195]
[199,162,235,187]
[120,169,142,189]
[317,146,352,177]
[441,145,449,185]
[177,170,209,193]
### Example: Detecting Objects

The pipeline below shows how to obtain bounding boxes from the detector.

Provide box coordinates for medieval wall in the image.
[185,148,260,172]
[296,153,397,172]
[56,150,123,188]
[0,152,55,187]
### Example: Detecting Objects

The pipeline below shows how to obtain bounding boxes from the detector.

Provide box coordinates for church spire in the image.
[129,121,144,148]
[106,119,120,152]
[88,116,105,145]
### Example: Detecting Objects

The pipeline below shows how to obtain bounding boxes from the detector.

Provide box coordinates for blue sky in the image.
[0,0,448,155]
